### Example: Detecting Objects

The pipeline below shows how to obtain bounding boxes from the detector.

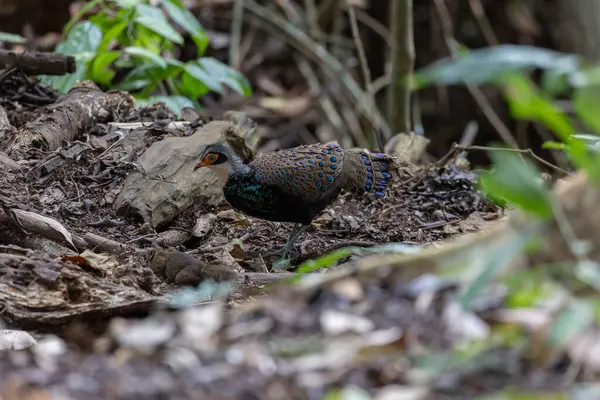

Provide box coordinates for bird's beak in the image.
[194,161,207,171]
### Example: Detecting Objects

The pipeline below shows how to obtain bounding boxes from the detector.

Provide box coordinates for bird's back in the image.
[223,143,399,223]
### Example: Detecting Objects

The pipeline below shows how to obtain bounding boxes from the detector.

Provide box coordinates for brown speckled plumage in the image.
[195,142,399,260]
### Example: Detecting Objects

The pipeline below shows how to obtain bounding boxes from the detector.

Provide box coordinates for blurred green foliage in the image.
[415,44,600,211]
[40,0,251,114]
[410,45,600,396]
[0,32,26,44]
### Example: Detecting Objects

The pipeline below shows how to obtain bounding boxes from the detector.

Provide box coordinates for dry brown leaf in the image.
[192,213,216,238]
[259,96,311,117]
[12,209,76,250]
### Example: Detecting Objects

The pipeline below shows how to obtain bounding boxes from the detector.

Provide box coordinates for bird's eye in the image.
[208,155,216,161]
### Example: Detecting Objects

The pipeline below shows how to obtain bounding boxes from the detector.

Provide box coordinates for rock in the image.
[115,120,253,228]
[0,329,37,351]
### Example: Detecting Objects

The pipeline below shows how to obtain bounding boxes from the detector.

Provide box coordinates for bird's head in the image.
[195,143,231,170]
[194,143,241,183]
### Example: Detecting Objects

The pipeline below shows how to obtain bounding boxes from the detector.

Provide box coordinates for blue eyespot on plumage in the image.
[367,167,372,172]
[316,155,323,159]
[382,172,392,179]
[308,173,313,178]
[365,184,372,191]
[326,176,333,182]
[375,191,385,197]
[379,179,387,184]
[330,164,337,170]
[330,156,337,162]
[367,173,373,179]
[318,161,325,167]
[364,160,371,166]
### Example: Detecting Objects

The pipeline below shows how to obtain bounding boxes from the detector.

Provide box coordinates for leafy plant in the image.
[0,32,26,44]
[414,44,600,378]
[40,0,251,114]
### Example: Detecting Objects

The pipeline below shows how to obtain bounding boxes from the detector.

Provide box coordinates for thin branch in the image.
[346,0,378,147]
[355,8,391,47]
[229,0,244,69]
[454,144,571,176]
[386,0,414,136]
[468,0,499,45]
[243,0,392,141]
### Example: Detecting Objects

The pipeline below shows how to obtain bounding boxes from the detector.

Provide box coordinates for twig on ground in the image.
[454,144,571,176]
[292,240,377,264]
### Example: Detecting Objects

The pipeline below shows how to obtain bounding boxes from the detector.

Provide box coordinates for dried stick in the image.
[454,144,571,176]
[468,0,499,45]
[0,50,75,76]
[385,0,414,136]
[229,0,244,69]
[346,1,378,146]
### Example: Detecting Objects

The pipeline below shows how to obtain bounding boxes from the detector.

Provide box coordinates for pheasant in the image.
[194,142,399,259]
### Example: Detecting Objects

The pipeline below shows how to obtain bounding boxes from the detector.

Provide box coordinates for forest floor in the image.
[1,71,583,400]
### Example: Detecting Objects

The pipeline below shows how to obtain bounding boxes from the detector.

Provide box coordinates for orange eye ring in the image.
[202,153,218,165]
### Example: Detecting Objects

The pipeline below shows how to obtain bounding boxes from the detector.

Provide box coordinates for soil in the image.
[0,71,523,400]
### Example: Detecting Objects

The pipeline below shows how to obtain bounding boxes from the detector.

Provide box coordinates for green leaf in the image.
[415,45,579,88]
[459,232,529,309]
[501,72,574,142]
[135,3,183,44]
[161,0,209,54]
[39,21,103,93]
[295,247,355,276]
[567,139,600,182]
[197,57,252,95]
[546,300,594,347]
[97,19,128,51]
[88,51,120,85]
[136,95,197,115]
[112,0,146,7]
[479,151,552,218]
[55,20,103,55]
[124,46,167,68]
[181,65,213,97]
[0,32,26,44]
[116,78,153,91]
[573,85,600,134]
[63,0,103,36]
[541,141,567,150]
[121,59,182,90]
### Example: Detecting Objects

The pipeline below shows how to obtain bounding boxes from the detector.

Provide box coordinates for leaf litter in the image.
[4,73,582,399]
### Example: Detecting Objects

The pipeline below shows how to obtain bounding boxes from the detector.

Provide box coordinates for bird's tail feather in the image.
[343,150,399,197]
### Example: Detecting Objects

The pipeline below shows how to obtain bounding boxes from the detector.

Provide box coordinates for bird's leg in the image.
[266,223,310,259]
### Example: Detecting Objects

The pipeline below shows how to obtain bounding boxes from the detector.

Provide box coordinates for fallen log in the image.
[8,82,134,156]
[0,50,76,76]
